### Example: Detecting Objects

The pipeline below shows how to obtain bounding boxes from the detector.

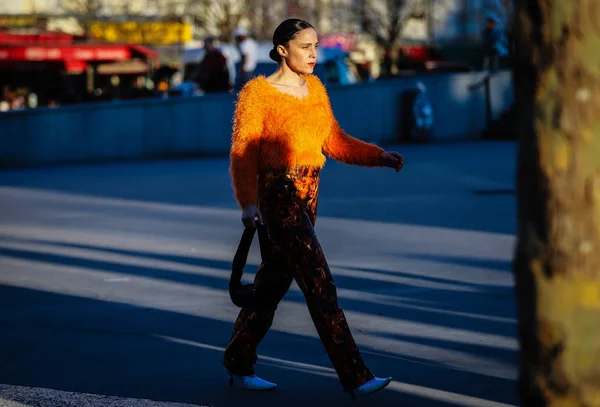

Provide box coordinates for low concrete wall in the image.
[0,70,513,168]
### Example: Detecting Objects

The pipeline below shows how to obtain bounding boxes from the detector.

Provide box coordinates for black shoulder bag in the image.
[230,223,281,309]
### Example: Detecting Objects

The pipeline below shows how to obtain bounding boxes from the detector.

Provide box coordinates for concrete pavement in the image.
[0,141,518,407]
[0,384,206,407]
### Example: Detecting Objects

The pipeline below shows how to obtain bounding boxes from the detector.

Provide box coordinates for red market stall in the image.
[0,31,159,106]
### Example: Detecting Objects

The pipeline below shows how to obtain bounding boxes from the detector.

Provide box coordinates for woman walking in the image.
[224,18,404,399]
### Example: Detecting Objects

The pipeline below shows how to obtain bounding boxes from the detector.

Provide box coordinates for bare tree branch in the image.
[357,0,416,49]
[57,0,103,35]
[185,0,250,40]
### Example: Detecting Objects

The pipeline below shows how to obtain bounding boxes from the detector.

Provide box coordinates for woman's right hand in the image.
[241,204,263,229]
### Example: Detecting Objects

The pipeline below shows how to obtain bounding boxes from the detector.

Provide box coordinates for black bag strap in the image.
[231,223,272,277]
[232,226,255,276]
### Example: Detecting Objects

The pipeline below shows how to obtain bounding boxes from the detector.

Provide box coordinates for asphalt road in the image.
[0,141,519,407]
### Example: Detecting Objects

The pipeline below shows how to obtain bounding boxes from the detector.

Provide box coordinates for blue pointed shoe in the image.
[350,377,392,400]
[227,370,277,391]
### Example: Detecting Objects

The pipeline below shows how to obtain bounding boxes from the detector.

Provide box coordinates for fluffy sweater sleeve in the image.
[229,81,263,209]
[323,119,385,166]
[319,84,384,167]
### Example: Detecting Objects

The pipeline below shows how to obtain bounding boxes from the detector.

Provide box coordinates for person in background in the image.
[6,91,24,110]
[482,13,508,71]
[196,37,231,93]
[232,27,257,89]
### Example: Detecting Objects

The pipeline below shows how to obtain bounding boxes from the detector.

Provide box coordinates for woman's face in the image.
[279,28,318,74]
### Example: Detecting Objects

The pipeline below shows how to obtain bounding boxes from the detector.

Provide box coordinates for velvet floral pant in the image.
[223,167,374,392]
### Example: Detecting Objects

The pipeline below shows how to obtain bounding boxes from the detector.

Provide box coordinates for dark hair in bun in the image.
[269,18,315,63]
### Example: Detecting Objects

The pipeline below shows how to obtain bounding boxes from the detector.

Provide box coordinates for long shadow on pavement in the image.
[0,284,517,407]
[0,238,516,338]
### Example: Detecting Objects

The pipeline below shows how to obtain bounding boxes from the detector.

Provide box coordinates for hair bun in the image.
[269,48,281,62]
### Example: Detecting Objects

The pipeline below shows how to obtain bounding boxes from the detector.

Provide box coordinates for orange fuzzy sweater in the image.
[229,74,384,209]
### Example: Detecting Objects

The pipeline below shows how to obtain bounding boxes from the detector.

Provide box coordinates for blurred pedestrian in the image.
[224,18,403,399]
[233,27,257,89]
[482,13,508,71]
[195,37,231,93]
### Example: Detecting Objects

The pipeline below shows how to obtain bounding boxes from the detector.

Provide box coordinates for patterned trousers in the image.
[223,167,374,392]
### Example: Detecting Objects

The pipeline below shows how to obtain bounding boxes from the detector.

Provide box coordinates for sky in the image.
[0,0,56,14]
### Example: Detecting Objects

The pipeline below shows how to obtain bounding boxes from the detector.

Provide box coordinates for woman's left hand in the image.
[379,151,404,172]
